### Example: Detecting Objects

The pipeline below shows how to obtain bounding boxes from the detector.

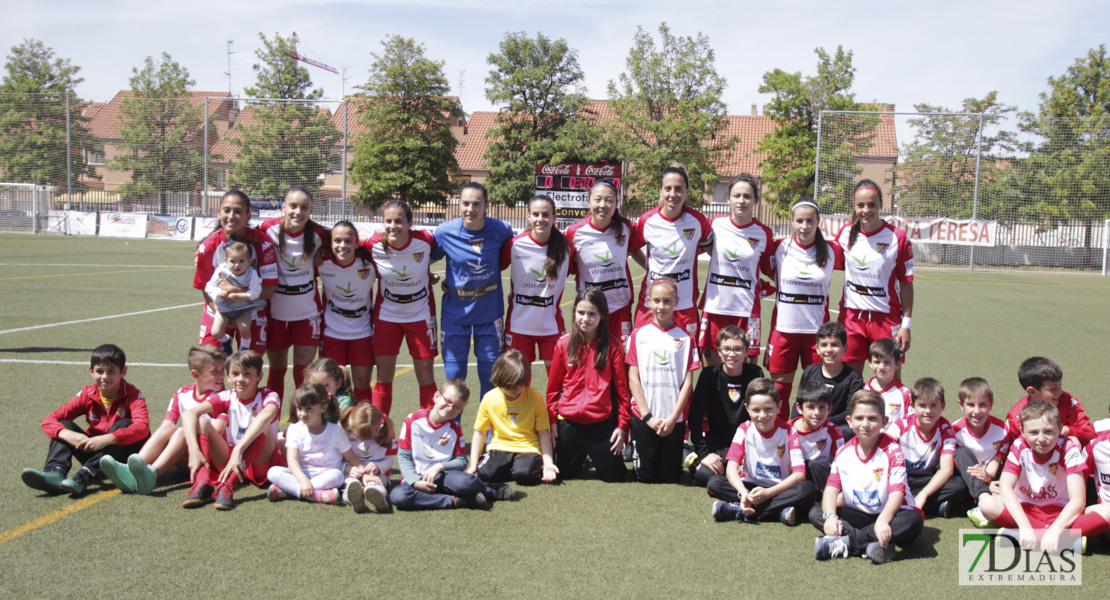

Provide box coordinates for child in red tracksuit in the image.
[22,344,150,497]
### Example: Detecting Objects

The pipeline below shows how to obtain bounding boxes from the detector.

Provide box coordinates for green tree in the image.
[0,39,99,190]
[112,53,208,205]
[758,46,875,211]
[483,32,587,205]
[606,23,735,208]
[348,35,460,208]
[228,32,340,197]
[896,92,1018,219]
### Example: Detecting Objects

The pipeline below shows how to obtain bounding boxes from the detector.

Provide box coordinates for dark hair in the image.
[187,344,225,372]
[379,200,414,256]
[911,377,945,407]
[1020,399,1061,430]
[568,287,611,370]
[958,377,994,405]
[790,197,828,267]
[745,377,780,405]
[303,357,354,399]
[816,321,847,345]
[331,219,374,262]
[208,190,253,241]
[849,179,883,249]
[660,166,690,189]
[1018,356,1063,391]
[716,325,748,349]
[490,349,529,391]
[277,185,320,260]
[225,349,264,376]
[290,382,340,425]
[868,338,902,363]
[458,181,488,203]
[90,344,126,370]
[796,380,832,408]
[529,195,570,283]
[224,240,251,260]
[848,389,885,416]
[728,173,761,202]
[587,179,632,241]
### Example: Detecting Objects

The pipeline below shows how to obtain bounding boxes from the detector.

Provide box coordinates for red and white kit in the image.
[626,322,699,421]
[633,207,711,331]
[952,415,1011,466]
[828,435,917,514]
[367,230,437,358]
[193,227,278,349]
[41,380,150,446]
[317,254,375,366]
[889,414,956,476]
[398,408,467,481]
[865,377,912,435]
[835,222,913,360]
[500,231,573,338]
[163,383,219,424]
[699,216,773,353]
[789,417,845,464]
[1003,436,1086,509]
[348,432,397,478]
[1087,431,1110,504]
[205,388,282,450]
[767,237,843,335]
[725,420,805,487]
[565,218,642,341]
[260,218,326,323]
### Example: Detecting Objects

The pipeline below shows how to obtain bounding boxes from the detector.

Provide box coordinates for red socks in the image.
[419,384,437,410]
[267,367,287,399]
[774,381,793,420]
[292,364,307,389]
[355,387,373,405]
[372,383,393,416]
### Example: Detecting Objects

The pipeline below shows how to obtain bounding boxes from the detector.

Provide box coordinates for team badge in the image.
[816,440,826,452]
[413,252,424,263]
[470,239,484,253]
[992,442,1001,451]
[439,432,451,446]
[748,238,760,248]
[776,445,785,457]
[358,268,372,280]
[683,228,694,240]
[673,338,683,350]
[1048,464,1057,476]
[873,468,884,482]
[615,233,626,247]
[728,389,740,402]
[876,243,889,253]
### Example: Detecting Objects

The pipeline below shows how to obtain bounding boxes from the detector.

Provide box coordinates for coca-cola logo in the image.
[584,165,616,177]
[540,164,572,175]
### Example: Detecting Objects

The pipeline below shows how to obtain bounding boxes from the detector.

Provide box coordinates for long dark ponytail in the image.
[530,195,569,283]
[278,185,319,260]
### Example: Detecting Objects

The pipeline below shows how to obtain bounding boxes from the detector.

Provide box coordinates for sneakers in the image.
[865,541,896,564]
[268,484,289,502]
[214,480,236,510]
[313,489,339,504]
[59,469,93,495]
[458,492,490,511]
[682,450,700,473]
[21,468,66,494]
[815,535,850,560]
[492,484,517,501]
[938,500,955,519]
[780,506,797,526]
[967,507,992,529]
[100,456,137,493]
[363,484,391,513]
[182,480,214,508]
[127,454,158,496]
[621,444,634,462]
[712,500,743,522]
[346,480,368,514]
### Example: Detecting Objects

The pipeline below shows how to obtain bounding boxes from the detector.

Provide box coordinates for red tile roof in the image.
[85,91,232,139]
[212,104,334,163]
[455,111,497,172]
[331,95,463,139]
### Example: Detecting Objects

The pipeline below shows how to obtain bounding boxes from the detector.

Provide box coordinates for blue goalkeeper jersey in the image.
[431,217,514,326]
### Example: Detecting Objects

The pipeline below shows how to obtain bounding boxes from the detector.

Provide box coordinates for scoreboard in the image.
[534,161,622,226]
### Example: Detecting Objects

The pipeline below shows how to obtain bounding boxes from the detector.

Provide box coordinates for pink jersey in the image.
[633,207,711,312]
[836,222,913,315]
[317,256,375,340]
[828,434,916,514]
[368,230,436,324]
[626,322,699,421]
[206,387,282,448]
[398,408,467,482]
[1086,431,1110,504]
[1004,436,1085,508]
[953,415,1012,466]
[865,377,912,434]
[725,420,805,487]
[260,218,326,321]
[163,383,219,424]
[790,417,845,464]
[565,217,642,312]
[500,231,572,337]
[701,216,773,317]
[768,237,843,334]
[891,414,957,475]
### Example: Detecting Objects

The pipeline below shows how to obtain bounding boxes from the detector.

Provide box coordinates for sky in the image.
[2,0,1106,122]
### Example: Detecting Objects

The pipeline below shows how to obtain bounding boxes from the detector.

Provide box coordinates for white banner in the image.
[66,211,98,236]
[99,212,148,238]
[819,215,997,247]
[147,215,193,240]
[193,217,219,240]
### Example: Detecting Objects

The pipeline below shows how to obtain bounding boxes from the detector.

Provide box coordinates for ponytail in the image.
[332,220,374,262]
[791,197,828,268]
[379,199,414,256]
[530,195,569,283]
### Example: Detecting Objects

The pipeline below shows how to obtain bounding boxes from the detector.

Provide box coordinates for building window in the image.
[87,150,104,165]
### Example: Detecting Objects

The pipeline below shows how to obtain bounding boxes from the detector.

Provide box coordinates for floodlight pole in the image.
[342,99,348,219]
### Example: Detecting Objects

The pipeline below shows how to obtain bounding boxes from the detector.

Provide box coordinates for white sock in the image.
[218,333,231,342]
[240,337,251,350]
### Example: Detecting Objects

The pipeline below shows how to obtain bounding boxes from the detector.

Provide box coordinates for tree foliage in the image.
[606,23,735,208]
[228,32,340,197]
[348,35,460,208]
[0,39,99,189]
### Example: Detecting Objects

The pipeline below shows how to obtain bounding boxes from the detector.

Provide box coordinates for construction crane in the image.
[291,32,338,74]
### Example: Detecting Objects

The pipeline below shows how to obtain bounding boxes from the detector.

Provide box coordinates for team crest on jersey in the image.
[683,228,694,240]
[470,239,484,253]
[413,252,424,263]
[876,243,889,253]
[1048,463,1057,476]
[673,338,683,350]
[728,389,740,402]
[615,233,626,247]
[816,440,826,452]
[358,268,372,280]
[873,468,884,482]
[992,442,1001,451]
[776,444,785,457]
[439,432,451,446]
[748,238,760,249]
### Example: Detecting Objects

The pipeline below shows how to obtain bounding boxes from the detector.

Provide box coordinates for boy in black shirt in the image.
[797,322,863,440]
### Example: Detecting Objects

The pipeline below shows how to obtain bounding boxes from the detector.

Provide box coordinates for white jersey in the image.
[828,435,916,514]
[768,237,842,334]
[261,218,326,321]
[891,414,956,476]
[348,431,397,477]
[285,421,351,471]
[790,417,845,464]
[865,378,912,435]
[317,256,375,340]
[725,420,805,487]
[501,231,571,337]
[836,222,913,315]
[634,207,712,312]
[1087,431,1110,504]
[163,383,219,424]
[952,415,1012,466]
[398,408,467,483]
[1003,436,1086,508]
[565,218,641,312]
[206,387,282,449]
[368,230,436,324]
[626,322,698,421]
[701,216,773,317]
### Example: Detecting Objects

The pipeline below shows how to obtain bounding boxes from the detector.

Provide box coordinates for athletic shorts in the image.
[839,307,904,363]
[200,305,267,353]
[267,315,322,351]
[606,304,634,345]
[246,446,285,487]
[322,335,374,368]
[634,305,699,340]
[505,331,561,364]
[373,317,438,360]
[763,329,818,375]
[697,312,761,357]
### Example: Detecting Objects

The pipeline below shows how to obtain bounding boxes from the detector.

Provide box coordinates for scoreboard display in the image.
[534,161,622,225]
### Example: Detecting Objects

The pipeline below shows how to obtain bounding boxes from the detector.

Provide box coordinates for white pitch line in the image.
[0,303,202,336]
[0,263,192,268]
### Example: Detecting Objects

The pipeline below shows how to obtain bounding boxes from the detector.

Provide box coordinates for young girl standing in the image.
[260,185,328,399]
[501,195,573,368]
[627,279,699,483]
[368,200,439,414]
[765,197,843,407]
[565,180,642,344]
[699,174,774,366]
[266,384,364,505]
[317,220,375,403]
[546,288,632,483]
[339,402,396,513]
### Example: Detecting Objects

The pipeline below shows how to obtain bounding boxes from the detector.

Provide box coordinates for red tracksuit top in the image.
[41,379,150,446]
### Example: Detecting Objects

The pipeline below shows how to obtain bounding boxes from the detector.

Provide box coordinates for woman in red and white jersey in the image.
[632,166,712,339]
[367,199,438,415]
[259,185,328,399]
[698,174,774,366]
[835,179,914,372]
[765,197,844,406]
[565,179,642,344]
[318,220,376,405]
[500,195,573,368]
[193,190,278,353]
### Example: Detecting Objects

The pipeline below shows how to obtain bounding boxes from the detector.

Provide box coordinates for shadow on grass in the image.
[896,525,942,560]
[0,346,92,354]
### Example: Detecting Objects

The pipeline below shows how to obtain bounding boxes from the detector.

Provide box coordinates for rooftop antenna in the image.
[224,39,235,95]
[341,66,350,98]
[456,69,465,106]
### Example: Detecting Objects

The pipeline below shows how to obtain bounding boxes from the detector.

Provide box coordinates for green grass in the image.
[1,233,1109,598]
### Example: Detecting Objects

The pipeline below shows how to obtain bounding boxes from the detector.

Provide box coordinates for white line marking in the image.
[0,263,192,268]
[0,303,202,335]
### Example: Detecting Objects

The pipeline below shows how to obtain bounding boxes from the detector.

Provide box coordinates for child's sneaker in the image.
[780,506,797,526]
[865,541,896,564]
[462,492,490,511]
[267,484,289,502]
[182,480,214,508]
[345,480,368,514]
[814,535,851,560]
[127,454,158,496]
[938,500,955,519]
[59,469,93,496]
[712,500,743,522]
[682,449,700,474]
[967,507,992,529]
[492,484,517,501]
[100,456,136,493]
[214,480,236,510]
[21,468,66,494]
[313,489,339,504]
[363,484,391,513]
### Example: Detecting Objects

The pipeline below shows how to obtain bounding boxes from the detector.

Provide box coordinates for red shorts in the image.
[267,315,322,351]
[697,312,761,357]
[839,307,903,363]
[372,317,438,360]
[199,305,267,353]
[993,503,1062,529]
[322,335,374,368]
[247,447,285,487]
[505,331,561,364]
[635,305,699,340]
[607,304,634,346]
[763,329,818,375]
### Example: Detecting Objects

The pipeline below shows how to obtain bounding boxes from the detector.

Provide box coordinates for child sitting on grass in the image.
[1005,356,1095,447]
[339,402,396,513]
[791,380,844,492]
[22,344,150,497]
[951,377,1011,525]
[891,378,966,518]
[797,322,863,440]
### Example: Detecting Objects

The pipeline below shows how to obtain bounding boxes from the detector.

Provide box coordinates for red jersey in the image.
[545,333,632,430]
[42,379,150,446]
[193,227,278,292]
[1006,392,1096,446]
